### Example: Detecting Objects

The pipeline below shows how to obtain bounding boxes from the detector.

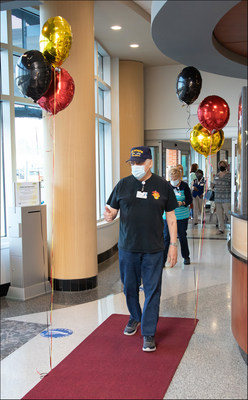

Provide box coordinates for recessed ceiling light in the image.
[111,25,122,30]
[129,44,139,48]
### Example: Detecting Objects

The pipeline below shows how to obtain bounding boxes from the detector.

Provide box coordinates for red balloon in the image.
[197,95,230,132]
[37,68,75,114]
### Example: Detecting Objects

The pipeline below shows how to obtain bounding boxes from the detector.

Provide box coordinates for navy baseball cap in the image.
[126,146,152,162]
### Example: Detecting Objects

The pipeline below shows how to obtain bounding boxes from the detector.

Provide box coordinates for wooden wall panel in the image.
[231,256,247,353]
[119,61,144,179]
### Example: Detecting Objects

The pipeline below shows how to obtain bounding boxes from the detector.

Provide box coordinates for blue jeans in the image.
[118,249,164,336]
[163,218,190,263]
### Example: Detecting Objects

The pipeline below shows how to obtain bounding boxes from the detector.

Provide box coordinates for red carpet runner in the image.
[23,314,198,399]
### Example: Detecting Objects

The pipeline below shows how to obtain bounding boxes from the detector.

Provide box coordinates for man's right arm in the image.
[104,205,118,222]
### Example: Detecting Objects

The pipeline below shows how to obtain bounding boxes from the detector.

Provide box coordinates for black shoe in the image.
[184,258,191,265]
[142,336,156,352]
[124,318,140,336]
[194,223,198,225]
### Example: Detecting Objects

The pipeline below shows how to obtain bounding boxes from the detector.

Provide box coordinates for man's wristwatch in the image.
[170,242,178,247]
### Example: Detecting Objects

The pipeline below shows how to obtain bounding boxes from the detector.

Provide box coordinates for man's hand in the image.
[104,206,118,222]
[167,245,177,267]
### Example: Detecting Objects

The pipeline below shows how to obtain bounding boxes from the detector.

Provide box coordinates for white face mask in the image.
[131,164,146,180]
[171,179,180,187]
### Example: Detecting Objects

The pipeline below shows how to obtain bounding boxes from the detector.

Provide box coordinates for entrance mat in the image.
[23,314,198,399]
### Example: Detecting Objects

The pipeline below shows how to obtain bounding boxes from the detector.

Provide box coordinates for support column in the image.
[119,61,144,178]
[40,1,97,290]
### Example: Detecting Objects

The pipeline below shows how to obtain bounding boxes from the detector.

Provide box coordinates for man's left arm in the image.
[166,210,177,267]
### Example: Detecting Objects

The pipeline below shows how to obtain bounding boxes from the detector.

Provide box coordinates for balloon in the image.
[176,66,202,105]
[197,95,230,132]
[37,68,75,114]
[40,16,72,68]
[15,50,52,102]
[190,123,225,157]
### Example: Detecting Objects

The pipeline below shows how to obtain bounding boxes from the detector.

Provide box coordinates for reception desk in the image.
[229,213,247,364]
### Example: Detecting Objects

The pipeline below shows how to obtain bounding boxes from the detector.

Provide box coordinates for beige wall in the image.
[145,64,247,134]
[119,61,144,179]
[41,1,97,280]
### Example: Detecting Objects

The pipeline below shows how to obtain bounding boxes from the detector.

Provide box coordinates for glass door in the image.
[145,140,162,176]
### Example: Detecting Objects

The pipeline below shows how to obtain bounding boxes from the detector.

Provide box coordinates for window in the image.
[13,52,24,97]
[1,105,6,237]
[95,41,112,220]
[12,8,40,50]
[1,7,41,238]
[14,104,43,183]
[98,52,103,80]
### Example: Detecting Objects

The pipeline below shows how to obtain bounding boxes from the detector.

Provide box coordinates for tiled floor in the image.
[1,218,247,399]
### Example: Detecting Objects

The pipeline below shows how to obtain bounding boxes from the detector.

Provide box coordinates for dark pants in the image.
[163,218,190,263]
[118,249,164,336]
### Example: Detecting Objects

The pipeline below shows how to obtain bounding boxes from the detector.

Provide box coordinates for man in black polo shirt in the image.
[104,146,178,352]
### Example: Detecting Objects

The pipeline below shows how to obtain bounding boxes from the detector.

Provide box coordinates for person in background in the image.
[213,160,231,234]
[189,163,199,189]
[177,164,184,180]
[192,169,205,225]
[189,163,199,219]
[163,166,192,265]
[104,146,178,353]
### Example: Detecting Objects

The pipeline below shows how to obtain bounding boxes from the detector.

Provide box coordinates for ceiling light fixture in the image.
[111,25,122,30]
[129,44,139,48]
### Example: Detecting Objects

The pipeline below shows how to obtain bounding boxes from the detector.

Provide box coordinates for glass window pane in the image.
[98,52,103,80]
[13,53,24,97]
[12,13,22,48]
[1,49,9,95]
[98,88,104,116]
[1,115,6,237]
[1,11,8,44]
[12,9,40,50]
[99,122,105,217]
[14,104,44,201]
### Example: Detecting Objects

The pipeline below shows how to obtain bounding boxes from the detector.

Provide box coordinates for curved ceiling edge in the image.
[151,0,247,79]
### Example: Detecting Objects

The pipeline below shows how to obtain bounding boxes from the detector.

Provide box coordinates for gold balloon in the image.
[190,123,225,157]
[40,16,72,68]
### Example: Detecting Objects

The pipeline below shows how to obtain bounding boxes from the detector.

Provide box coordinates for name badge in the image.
[136,191,148,199]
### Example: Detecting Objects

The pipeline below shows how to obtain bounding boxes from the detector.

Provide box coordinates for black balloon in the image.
[176,66,202,105]
[15,50,52,102]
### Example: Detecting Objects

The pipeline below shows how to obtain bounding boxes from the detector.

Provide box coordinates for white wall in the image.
[97,218,119,255]
[0,241,10,284]
[144,64,247,135]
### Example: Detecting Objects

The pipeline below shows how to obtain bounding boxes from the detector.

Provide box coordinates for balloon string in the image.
[185,104,192,137]
[194,268,200,325]
[49,70,57,371]
[54,68,57,116]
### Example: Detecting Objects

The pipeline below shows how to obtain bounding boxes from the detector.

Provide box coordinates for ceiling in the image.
[1,0,247,76]
[151,0,247,79]
[94,0,177,67]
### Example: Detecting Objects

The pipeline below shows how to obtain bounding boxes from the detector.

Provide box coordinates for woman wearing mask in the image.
[163,167,192,265]
[189,163,199,219]
[192,169,205,225]
[213,160,231,234]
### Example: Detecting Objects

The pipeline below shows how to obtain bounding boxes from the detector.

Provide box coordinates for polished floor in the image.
[1,217,247,399]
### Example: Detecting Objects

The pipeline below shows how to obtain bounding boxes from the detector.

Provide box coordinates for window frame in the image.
[94,40,112,221]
